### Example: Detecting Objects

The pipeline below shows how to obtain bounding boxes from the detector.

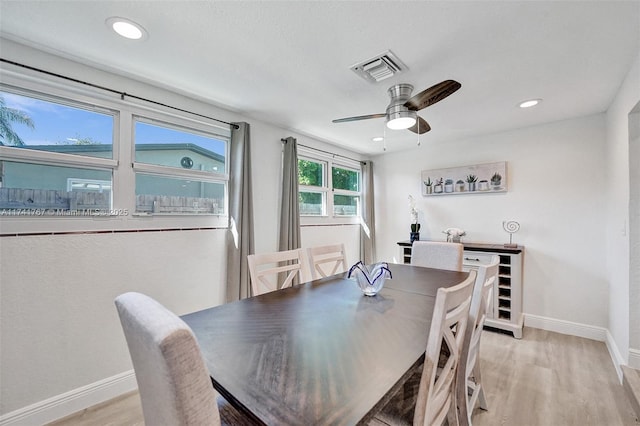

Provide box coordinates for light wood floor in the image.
[49,327,639,426]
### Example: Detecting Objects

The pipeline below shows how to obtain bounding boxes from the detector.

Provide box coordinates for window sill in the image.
[0,213,228,236]
[300,216,361,227]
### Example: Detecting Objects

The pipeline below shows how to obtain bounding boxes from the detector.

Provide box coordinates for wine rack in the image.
[397,240,524,338]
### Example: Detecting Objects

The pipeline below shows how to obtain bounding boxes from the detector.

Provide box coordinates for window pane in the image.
[332,166,359,191]
[0,91,114,158]
[0,161,112,213]
[333,194,359,216]
[135,174,224,214]
[298,159,324,187]
[299,191,323,215]
[134,120,226,173]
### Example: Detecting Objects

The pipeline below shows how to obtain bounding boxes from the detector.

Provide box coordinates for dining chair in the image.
[114,292,256,426]
[247,248,310,295]
[411,241,464,271]
[306,243,348,279]
[372,270,476,426]
[456,255,499,425]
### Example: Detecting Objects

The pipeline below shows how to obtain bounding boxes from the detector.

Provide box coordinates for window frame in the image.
[331,163,361,218]
[0,65,230,234]
[297,146,362,225]
[298,155,328,217]
[131,114,229,216]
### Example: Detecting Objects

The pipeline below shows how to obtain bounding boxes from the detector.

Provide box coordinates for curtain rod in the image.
[0,58,239,130]
[281,139,364,164]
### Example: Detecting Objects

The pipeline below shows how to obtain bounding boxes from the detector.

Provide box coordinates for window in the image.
[0,90,114,157]
[297,148,361,221]
[133,118,228,215]
[332,165,360,216]
[298,158,326,215]
[0,89,116,215]
[0,70,230,232]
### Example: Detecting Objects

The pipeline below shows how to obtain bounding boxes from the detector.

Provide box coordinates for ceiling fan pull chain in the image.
[417,121,421,146]
[383,124,387,151]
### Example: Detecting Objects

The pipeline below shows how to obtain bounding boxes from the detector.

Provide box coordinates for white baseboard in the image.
[606,329,626,382]
[630,349,640,370]
[0,370,136,426]
[523,313,608,341]
[523,314,626,382]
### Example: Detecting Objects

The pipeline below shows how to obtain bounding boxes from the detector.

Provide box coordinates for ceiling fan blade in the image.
[404,80,461,111]
[332,113,386,123]
[408,116,431,134]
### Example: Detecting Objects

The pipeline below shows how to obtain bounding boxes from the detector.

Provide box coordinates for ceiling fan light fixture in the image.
[387,110,417,130]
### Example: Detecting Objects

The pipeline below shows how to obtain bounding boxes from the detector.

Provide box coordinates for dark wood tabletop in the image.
[182,263,468,426]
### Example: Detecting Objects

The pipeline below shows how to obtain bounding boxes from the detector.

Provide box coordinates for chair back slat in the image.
[307,243,347,279]
[248,248,309,295]
[414,270,476,426]
[457,255,500,425]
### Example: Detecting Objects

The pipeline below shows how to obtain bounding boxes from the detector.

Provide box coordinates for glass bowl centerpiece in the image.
[348,261,392,296]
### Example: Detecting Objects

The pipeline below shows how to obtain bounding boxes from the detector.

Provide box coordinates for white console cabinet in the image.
[397,241,524,338]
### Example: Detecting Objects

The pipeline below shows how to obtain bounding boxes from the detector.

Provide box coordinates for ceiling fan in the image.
[332,80,461,134]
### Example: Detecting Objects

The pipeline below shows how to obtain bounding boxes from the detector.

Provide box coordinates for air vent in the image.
[350,50,408,83]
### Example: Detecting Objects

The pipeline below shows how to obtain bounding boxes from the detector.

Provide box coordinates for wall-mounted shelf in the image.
[397,240,524,338]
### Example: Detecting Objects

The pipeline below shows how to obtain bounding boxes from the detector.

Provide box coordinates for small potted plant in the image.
[444,178,454,193]
[456,179,465,192]
[423,177,433,194]
[491,172,502,189]
[478,179,489,191]
[434,178,444,194]
[466,174,478,191]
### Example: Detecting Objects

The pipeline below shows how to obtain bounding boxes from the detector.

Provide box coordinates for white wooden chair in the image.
[306,243,348,279]
[411,241,464,271]
[372,271,476,426]
[247,248,310,296]
[457,255,499,425]
[114,292,253,426]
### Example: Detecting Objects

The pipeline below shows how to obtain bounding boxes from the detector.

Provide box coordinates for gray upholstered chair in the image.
[115,292,252,426]
[411,241,464,271]
[457,255,500,425]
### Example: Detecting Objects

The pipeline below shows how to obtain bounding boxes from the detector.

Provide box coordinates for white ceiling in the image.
[1,1,639,154]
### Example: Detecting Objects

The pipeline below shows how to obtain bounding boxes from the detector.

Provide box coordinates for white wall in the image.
[301,224,361,267]
[0,40,364,421]
[605,53,640,366]
[0,229,227,415]
[630,107,640,365]
[373,115,609,328]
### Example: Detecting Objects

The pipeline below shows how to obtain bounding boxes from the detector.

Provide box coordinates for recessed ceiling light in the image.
[518,99,542,108]
[106,17,147,40]
[372,137,384,142]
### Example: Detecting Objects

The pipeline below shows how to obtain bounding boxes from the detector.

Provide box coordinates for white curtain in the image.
[360,160,376,264]
[225,122,254,301]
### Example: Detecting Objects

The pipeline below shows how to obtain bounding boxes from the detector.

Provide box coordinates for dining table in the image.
[181,263,469,425]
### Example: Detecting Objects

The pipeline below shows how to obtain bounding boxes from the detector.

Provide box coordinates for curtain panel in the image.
[279,137,301,252]
[225,122,254,301]
[360,161,376,264]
